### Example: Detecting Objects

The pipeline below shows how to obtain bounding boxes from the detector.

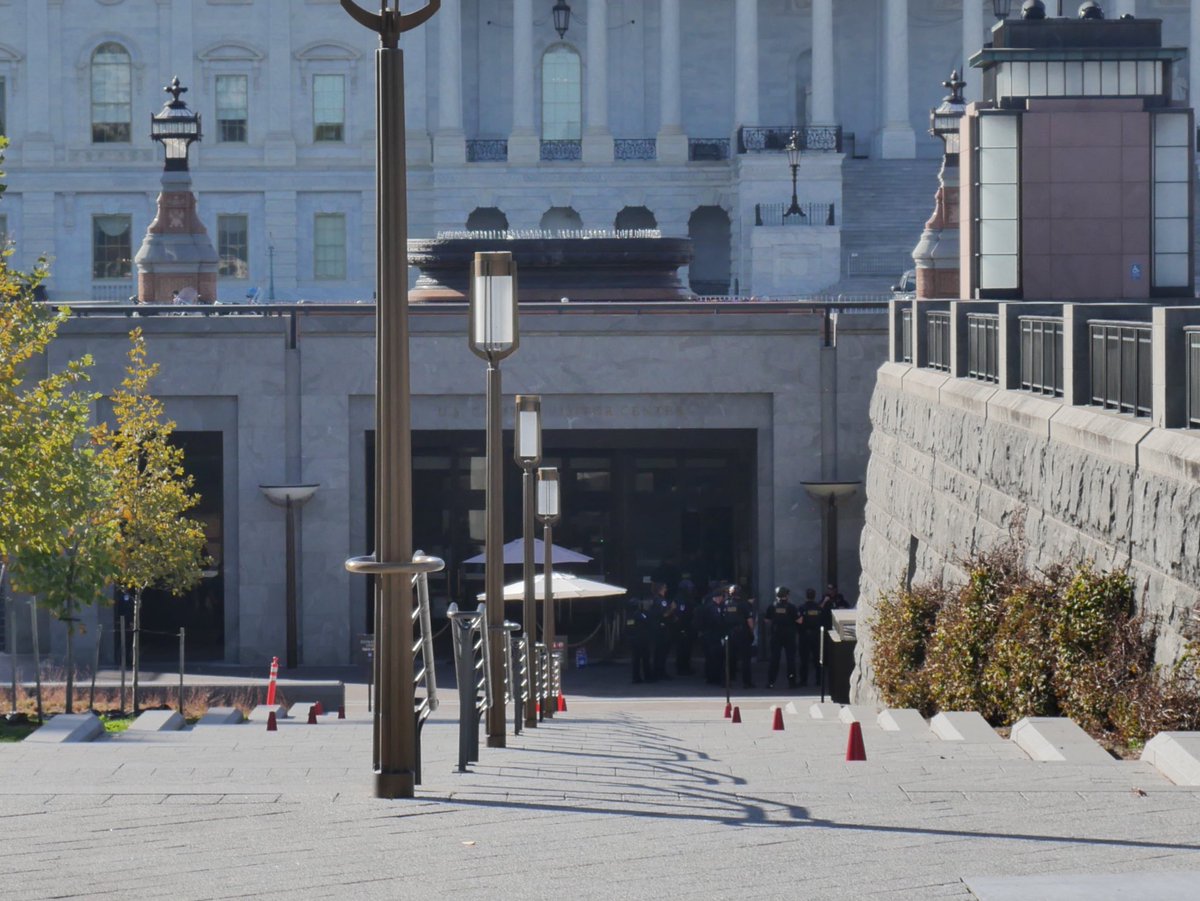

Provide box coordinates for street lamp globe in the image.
[469,251,519,362]
[514,395,543,467]
[150,77,201,171]
[537,467,560,522]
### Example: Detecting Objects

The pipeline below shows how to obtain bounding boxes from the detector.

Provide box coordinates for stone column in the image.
[961,0,983,103]
[509,0,539,164]
[583,0,614,162]
[433,0,466,165]
[169,0,194,88]
[880,0,915,158]
[656,0,687,163]
[23,0,53,159]
[1191,0,1200,113]
[403,24,431,165]
[810,0,835,125]
[734,0,759,129]
[266,0,296,165]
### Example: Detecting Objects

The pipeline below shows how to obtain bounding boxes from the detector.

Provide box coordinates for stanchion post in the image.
[119,615,127,714]
[90,624,102,711]
[30,600,42,723]
[178,627,185,715]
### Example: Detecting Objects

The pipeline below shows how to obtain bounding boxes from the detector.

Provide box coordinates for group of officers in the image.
[625,581,849,690]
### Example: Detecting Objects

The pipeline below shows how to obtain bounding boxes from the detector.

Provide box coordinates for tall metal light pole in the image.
[259,484,319,669]
[469,252,519,749]
[784,130,804,219]
[537,467,560,718]
[340,0,441,801]
[514,395,542,730]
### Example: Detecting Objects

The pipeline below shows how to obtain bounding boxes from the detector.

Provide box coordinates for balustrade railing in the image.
[754,202,835,227]
[91,282,135,302]
[967,313,999,383]
[737,125,842,154]
[1020,317,1064,397]
[614,138,656,161]
[466,139,508,162]
[688,138,730,161]
[1188,328,1200,429]
[1090,321,1151,418]
[540,139,582,161]
[926,311,951,372]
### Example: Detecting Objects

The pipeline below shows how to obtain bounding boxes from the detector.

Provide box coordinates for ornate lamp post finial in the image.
[149,77,201,171]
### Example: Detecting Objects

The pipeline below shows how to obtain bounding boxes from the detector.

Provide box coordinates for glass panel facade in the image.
[217,214,249,278]
[91,43,132,143]
[976,114,1020,293]
[215,74,248,143]
[92,214,132,279]
[1152,112,1191,289]
[541,46,581,141]
[313,74,345,142]
[995,59,1163,101]
[313,212,346,280]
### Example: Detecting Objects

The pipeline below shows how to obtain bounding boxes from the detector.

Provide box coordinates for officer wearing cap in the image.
[763,586,800,689]
[797,587,822,687]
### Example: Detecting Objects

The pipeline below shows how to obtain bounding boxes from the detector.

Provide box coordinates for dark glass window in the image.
[91,43,131,143]
[92,214,132,279]
[217,214,249,278]
[215,75,248,143]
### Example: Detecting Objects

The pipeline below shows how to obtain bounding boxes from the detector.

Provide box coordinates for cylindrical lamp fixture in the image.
[469,252,518,362]
[514,395,542,467]
[537,466,560,521]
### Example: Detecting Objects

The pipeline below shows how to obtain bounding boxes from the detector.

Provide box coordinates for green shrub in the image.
[870,580,945,715]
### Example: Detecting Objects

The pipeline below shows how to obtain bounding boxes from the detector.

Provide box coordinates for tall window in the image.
[975,113,1020,294]
[1152,112,1191,291]
[92,215,132,279]
[91,43,132,143]
[215,75,248,143]
[217,215,249,278]
[312,75,345,142]
[541,46,581,140]
[314,213,346,280]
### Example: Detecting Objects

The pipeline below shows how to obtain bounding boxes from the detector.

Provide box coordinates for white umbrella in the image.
[477,572,627,602]
[463,537,593,565]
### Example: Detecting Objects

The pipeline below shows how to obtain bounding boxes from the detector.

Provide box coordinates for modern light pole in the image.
[339,0,441,801]
[784,129,804,219]
[537,466,560,718]
[514,394,542,730]
[469,251,519,748]
[259,484,319,669]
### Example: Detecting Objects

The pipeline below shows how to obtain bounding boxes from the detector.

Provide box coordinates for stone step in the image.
[838,705,881,724]
[23,713,104,743]
[877,708,930,734]
[1011,717,1114,764]
[1142,732,1200,786]
[193,707,244,726]
[127,710,185,732]
[930,711,1004,743]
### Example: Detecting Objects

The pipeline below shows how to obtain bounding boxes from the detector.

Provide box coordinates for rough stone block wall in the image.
[852,362,1200,705]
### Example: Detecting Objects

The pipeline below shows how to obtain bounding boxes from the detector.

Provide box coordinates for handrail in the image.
[503,621,524,735]
[447,602,489,772]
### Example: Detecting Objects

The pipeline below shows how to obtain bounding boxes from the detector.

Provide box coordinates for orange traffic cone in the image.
[772,707,785,731]
[731,706,742,723]
[557,694,567,713]
[337,705,345,720]
[307,705,318,725]
[723,702,732,719]
[845,721,867,761]
[314,701,325,716]
[266,711,278,732]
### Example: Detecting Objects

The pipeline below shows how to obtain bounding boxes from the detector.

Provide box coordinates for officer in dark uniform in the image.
[797,587,823,686]
[723,586,756,689]
[699,589,725,685]
[763,586,799,689]
[673,578,696,676]
[650,582,676,680]
[626,595,654,683]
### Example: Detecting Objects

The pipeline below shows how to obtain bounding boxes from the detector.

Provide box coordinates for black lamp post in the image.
[514,394,542,730]
[552,0,571,38]
[929,69,967,159]
[150,77,201,171]
[784,129,805,219]
[536,466,560,719]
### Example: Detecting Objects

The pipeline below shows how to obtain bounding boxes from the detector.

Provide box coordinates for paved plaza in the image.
[2,676,1199,900]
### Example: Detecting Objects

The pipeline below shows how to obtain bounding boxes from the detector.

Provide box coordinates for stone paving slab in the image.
[2,694,1198,899]
[964,871,1199,900]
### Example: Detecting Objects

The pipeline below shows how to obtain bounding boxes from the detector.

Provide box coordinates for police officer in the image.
[724,586,756,689]
[763,586,799,689]
[673,578,696,676]
[650,582,676,680]
[797,587,823,687]
[626,595,654,683]
[699,587,728,686]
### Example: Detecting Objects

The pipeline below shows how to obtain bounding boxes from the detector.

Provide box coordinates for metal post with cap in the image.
[537,466,560,718]
[514,394,542,729]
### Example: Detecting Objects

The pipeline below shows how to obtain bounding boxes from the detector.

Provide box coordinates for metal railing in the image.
[967,313,999,383]
[1090,321,1151,417]
[1020,317,1064,397]
[754,202,836,227]
[466,139,508,162]
[737,125,842,153]
[90,282,135,302]
[540,139,582,161]
[534,641,550,720]
[614,138,656,161]
[1188,328,1200,429]
[926,311,951,372]
[447,602,491,772]
[502,621,524,735]
[411,552,441,727]
[900,307,913,363]
[688,138,730,161]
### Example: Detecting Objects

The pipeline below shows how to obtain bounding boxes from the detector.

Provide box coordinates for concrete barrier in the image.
[878,709,929,733]
[808,702,843,720]
[838,705,879,725]
[23,713,103,743]
[127,710,185,732]
[193,707,244,726]
[1011,717,1114,764]
[930,711,1002,743]
[247,704,288,722]
[1142,733,1200,786]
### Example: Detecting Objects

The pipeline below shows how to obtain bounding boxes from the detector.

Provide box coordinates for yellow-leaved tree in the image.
[95,329,208,713]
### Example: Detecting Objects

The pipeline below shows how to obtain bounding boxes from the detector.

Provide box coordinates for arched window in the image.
[540,206,583,234]
[541,45,581,141]
[91,42,132,143]
[466,207,509,233]
[614,206,657,232]
[688,207,732,296]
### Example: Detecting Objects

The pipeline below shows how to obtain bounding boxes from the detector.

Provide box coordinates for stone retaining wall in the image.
[851,361,1200,704]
